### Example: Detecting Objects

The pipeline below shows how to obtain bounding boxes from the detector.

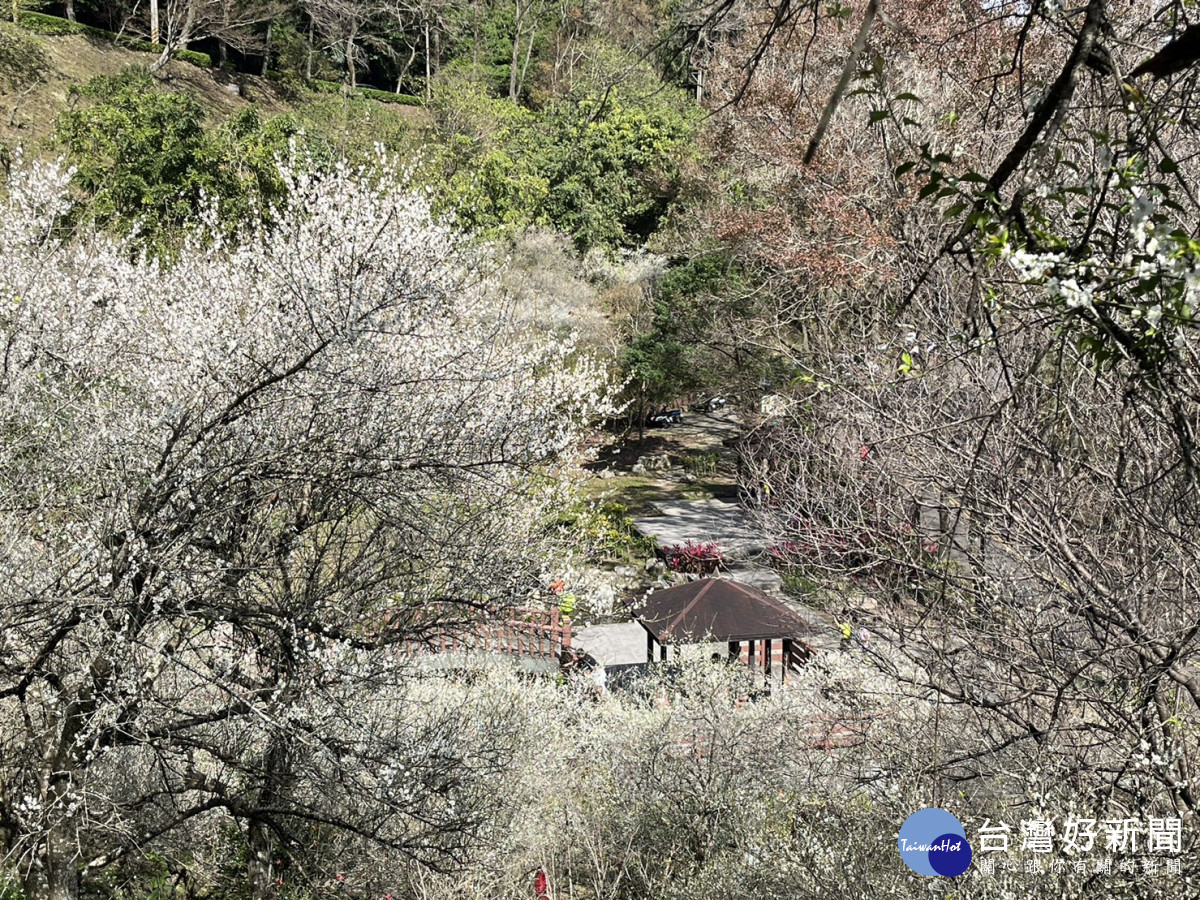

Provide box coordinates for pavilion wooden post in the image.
[728,640,740,662]
[660,641,668,663]
[782,638,792,684]
[764,639,772,679]
[747,639,756,666]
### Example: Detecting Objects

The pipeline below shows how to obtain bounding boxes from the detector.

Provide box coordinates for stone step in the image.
[721,563,784,597]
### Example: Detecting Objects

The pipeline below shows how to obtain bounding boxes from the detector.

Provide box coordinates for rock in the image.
[631,463,647,475]
[682,473,698,484]
[598,468,615,479]
[613,565,638,578]
[644,557,665,574]
[760,393,794,417]
[635,453,671,472]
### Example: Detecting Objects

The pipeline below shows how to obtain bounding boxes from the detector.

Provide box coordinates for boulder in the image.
[635,453,672,472]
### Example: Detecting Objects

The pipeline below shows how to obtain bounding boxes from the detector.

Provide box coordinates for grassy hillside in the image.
[0,24,424,156]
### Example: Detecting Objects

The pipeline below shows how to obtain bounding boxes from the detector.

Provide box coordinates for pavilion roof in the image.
[634,578,815,644]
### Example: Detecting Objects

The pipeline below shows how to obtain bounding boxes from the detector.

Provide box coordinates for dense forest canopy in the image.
[1,0,1200,897]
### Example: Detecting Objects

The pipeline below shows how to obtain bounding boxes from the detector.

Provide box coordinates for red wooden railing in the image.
[397,607,572,662]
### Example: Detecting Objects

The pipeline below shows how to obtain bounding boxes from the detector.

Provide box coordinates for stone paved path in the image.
[632,498,768,559]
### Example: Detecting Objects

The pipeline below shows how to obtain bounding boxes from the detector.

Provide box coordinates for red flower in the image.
[859,445,870,460]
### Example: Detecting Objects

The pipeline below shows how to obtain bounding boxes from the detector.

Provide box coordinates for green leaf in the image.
[869,109,889,125]
[944,202,967,219]
[894,92,922,103]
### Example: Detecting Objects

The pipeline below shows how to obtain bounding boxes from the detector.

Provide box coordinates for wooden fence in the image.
[398,607,572,662]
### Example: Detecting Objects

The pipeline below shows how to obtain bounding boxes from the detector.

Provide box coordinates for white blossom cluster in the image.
[999,182,1200,357]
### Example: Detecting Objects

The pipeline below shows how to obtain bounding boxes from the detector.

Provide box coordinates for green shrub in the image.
[56,68,212,240]
[355,85,422,106]
[54,68,312,246]
[174,48,211,67]
[292,93,417,164]
[15,11,74,36]
[420,77,549,233]
[0,872,25,900]
[306,80,424,107]
[537,87,698,249]
[586,500,653,559]
[680,452,719,477]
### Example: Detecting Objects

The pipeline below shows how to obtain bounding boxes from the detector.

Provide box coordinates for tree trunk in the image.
[433,22,441,81]
[396,44,416,93]
[246,819,276,900]
[65,0,75,23]
[149,0,195,74]
[508,0,522,100]
[423,23,431,99]
[150,0,160,44]
[261,19,271,75]
[246,738,289,900]
[43,823,81,900]
[305,16,313,79]
[472,0,479,76]
[517,20,537,99]
[22,831,80,900]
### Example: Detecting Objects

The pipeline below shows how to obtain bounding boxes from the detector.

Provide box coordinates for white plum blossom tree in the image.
[0,155,614,900]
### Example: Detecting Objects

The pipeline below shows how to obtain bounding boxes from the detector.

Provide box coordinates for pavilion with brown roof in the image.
[634,578,815,682]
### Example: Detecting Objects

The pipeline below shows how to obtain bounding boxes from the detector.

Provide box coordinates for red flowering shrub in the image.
[663,540,725,574]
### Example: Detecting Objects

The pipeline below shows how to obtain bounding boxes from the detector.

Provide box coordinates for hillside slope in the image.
[0,28,421,155]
